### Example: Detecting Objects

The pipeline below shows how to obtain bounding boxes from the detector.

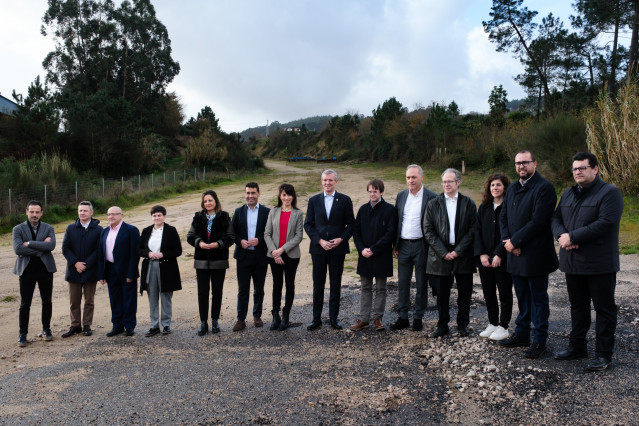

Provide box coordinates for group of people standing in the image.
[12,150,623,372]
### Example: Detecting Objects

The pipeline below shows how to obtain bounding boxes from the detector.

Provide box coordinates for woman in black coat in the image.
[138,205,182,336]
[187,190,234,336]
[474,173,512,341]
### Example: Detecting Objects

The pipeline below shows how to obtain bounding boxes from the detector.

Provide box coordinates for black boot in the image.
[270,311,281,330]
[278,311,290,331]
[197,321,208,336]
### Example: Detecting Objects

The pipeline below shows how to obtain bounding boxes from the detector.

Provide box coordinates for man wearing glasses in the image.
[98,206,141,337]
[551,152,623,371]
[499,151,558,358]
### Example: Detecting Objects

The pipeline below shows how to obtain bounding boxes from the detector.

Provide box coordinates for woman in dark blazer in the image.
[138,205,182,336]
[264,184,304,331]
[187,190,234,336]
[474,173,512,341]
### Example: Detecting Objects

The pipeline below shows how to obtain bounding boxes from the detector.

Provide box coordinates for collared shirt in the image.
[519,171,535,186]
[105,221,123,263]
[445,192,458,245]
[148,227,163,253]
[400,186,423,239]
[324,191,335,219]
[246,203,260,250]
[80,220,90,230]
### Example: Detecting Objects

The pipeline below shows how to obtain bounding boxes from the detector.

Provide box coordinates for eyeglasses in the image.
[441,180,458,185]
[514,161,533,167]
[571,166,591,173]
[107,213,122,216]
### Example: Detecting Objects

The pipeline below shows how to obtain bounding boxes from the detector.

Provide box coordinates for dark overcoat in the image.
[499,171,558,277]
[353,198,397,277]
[138,223,183,294]
[62,218,102,283]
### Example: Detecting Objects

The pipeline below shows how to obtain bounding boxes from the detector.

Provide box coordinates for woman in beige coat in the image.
[264,183,304,330]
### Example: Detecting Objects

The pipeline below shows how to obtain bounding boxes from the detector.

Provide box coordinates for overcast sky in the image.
[1,1,575,133]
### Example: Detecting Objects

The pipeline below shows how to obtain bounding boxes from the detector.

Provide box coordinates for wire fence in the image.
[1,167,218,216]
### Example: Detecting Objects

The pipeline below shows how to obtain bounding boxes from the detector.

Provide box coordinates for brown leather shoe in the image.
[373,318,385,331]
[253,317,264,327]
[349,320,369,331]
[233,320,247,332]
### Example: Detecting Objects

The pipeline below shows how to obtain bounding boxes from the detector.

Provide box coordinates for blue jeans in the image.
[512,275,549,345]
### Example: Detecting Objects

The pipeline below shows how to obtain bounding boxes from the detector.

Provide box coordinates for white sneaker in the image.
[479,324,498,338]
[489,326,509,341]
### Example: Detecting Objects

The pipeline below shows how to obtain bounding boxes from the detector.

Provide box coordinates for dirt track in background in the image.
[0,160,638,424]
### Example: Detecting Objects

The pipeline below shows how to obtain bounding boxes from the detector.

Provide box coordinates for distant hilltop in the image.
[239,115,333,140]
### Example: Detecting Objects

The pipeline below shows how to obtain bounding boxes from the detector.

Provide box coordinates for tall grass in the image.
[585,80,639,193]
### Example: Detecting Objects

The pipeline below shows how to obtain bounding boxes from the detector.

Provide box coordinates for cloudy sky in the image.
[1,1,574,133]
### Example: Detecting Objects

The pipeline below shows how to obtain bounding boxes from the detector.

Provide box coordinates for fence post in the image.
[44,184,47,206]
[183,170,186,182]
[152,174,154,191]
[194,168,197,180]
[122,176,124,192]
[103,178,105,197]
[203,166,206,181]
[173,171,176,185]
[163,172,166,184]
[75,181,78,203]
[8,189,11,216]
[138,175,141,192]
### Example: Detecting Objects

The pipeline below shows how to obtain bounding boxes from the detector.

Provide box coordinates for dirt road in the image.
[1,160,638,424]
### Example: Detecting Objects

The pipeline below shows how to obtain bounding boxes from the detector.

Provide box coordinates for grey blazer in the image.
[13,221,57,276]
[264,208,304,259]
[394,185,437,248]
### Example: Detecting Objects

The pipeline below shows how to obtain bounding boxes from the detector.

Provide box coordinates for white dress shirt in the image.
[246,203,260,250]
[400,186,424,239]
[445,192,458,245]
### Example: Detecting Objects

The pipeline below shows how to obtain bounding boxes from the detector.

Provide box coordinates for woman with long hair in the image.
[264,183,304,331]
[187,190,234,335]
[474,173,513,341]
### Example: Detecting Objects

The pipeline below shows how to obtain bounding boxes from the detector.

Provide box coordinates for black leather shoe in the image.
[270,311,282,331]
[586,356,611,371]
[145,328,160,337]
[499,334,530,348]
[279,312,290,331]
[198,321,208,336]
[412,319,423,331]
[62,327,82,338]
[330,319,343,330]
[307,320,322,331]
[390,318,410,331]
[124,328,135,337]
[524,343,547,359]
[83,326,93,336]
[162,326,171,335]
[432,327,449,338]
[555,347,588,360]
[211,320,220,334]
[457,327,470,337]
[106,328,124,337]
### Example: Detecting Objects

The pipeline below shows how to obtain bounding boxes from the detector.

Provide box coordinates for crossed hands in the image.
[557,233,579,251]
[319,238,342,251]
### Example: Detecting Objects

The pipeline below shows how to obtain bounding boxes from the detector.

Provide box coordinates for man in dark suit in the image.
[392,164,437,331]
[232,182,270,331]
[13,200,57,347]
[499,151,558,359]
[98,206,141,337]
[304,169,355,330]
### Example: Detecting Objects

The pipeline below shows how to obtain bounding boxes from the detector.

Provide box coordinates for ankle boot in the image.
[278,311,290,331]
[197,321,208,336]
[270,311,281,330]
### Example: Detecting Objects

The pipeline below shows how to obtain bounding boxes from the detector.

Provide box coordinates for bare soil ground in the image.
[0,160,638,424]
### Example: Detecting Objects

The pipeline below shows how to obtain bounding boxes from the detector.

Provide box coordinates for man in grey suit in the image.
[13,200,57,347]
[391,165,437,331]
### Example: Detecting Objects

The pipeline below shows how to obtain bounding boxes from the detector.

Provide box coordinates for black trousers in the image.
[19,261,53,335]
[311,251,345,322]
[431,273,473,329]
[566,273,617,357]
[196,269,226,321]
[478,267,513,329]
[270,253,300,313]
[236,252,268,321]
